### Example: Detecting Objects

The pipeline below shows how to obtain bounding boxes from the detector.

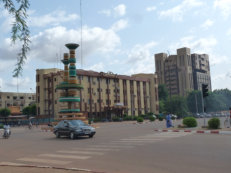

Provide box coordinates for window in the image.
[37,86,40,94]
[38,107,40,115]
[7,96,10,99]
[36,74,40,82]
[54,78,56,81]
[28,97,31,99]
[13,96,17,100]
[20,96,24,99]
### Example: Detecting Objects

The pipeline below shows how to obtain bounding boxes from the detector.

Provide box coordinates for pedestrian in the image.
[166,113,173,128]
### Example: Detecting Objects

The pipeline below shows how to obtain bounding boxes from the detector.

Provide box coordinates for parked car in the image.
[53,120,96,139]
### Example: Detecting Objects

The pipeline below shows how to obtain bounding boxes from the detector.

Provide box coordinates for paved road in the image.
[0,121,231,173]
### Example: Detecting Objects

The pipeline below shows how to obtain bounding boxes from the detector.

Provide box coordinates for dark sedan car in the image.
[53,120,96,139]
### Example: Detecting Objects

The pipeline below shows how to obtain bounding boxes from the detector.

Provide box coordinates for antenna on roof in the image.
[167,50,170,56]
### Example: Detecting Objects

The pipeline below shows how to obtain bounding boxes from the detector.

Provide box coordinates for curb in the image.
[154,129,231,135]
[0,162,105,173]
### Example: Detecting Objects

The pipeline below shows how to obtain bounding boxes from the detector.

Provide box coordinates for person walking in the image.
[166,113,173,128]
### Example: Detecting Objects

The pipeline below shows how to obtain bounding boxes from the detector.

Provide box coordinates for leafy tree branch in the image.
[1,0,30,77]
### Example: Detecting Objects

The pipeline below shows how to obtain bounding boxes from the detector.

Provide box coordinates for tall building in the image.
[155,47,211,96]
[0,92,36,111]
[36,69,159,120]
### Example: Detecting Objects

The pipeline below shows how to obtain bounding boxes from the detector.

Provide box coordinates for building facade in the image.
[155,47,211,96]
[36,69,159,120]
[0,92,36,111]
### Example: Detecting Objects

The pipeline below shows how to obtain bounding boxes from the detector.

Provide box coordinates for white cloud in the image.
[86,62,105,72]
[29,26,120,63]
[169,36,230,66]
[0,77,32,92]
[146,6,156,12]
[98,10,111,17]
[0,9,14,33]
[114,4,126,17]
[0,78,3,91]
[29,10,79,27]
[125,42,158,74]
[159,0,204,21]
[98,4,126,18]
[170,36,217,53]
[227,28,231,36]
[211,71,231,90]
[214,0,231,18]
[111,19,128,31]
[201,19,214,29]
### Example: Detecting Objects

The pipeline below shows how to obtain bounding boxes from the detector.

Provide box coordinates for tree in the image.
[158,84,168,101]
[0,108,11,123]
[23,104,36,119]
[29,104,36,116]
[187,90,203,114]
[159,100,165,113]
[1,0,30,77]
[164,95,188,118]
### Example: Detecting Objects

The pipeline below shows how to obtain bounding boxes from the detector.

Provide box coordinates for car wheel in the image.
[70,132,75,140]
[89,134,94,138]
[55,131,60,138]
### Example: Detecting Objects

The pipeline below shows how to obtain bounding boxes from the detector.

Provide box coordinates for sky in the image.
[0,0,231,93]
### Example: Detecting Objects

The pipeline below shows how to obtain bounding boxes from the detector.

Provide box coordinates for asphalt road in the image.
[0,120,231,173]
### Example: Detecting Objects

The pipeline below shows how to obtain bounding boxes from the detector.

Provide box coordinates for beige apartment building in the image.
[155,47,211,96]
[0,92,36,112]
[36,68,159,120]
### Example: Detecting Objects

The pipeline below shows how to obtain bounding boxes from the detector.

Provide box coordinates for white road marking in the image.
[90,145,134,148]
[120,138,163,141]
[72,148,119,151]
[57,150,104,155]
[39,154,91,160]
[17,158,71,165]
[0,162,27,166]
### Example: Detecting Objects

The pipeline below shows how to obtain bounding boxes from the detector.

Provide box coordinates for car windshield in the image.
[69,120,86,127]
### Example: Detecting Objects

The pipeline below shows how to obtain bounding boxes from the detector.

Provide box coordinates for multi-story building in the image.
[36,68,159,120]
[191,53,211,91]
[0,92,36,111]
[155,47,211,96]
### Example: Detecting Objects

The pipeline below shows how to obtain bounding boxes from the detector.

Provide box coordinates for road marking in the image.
[17,158,71,165]
[120,138,163,141]
[72,148,120,151]
[57,150,104,155]
[90,145,134,148]
[108,142,144,145]
[0,162,28,166]
[39,154,91,160]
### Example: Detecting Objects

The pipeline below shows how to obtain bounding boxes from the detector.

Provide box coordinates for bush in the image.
[158,117,164,121]
[183,117,197,127]
[112,117,120,122]
[149,116,156,122]
[123,116,135,121]
[0,124,3,129]
[208,118,220,129]
[137,117,144,123]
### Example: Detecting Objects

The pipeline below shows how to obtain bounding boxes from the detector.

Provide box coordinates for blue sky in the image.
[0,0,231,92]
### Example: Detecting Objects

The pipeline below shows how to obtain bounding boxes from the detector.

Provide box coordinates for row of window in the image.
[0,96,33,100]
